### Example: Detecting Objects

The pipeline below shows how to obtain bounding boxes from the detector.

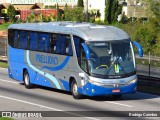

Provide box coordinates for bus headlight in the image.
[88,79,103,86]
[129,79,137,84]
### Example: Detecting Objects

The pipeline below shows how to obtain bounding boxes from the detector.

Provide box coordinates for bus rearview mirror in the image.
[132,41,143,58]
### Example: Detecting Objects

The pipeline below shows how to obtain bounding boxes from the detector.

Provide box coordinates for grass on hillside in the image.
[0,23,11,31]
[0,62,8,68]
[0,117,14,120]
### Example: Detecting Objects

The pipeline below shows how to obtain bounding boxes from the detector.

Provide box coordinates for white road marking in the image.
[0,95,100,120]
[0,78,19,84]
[105,101,133,108]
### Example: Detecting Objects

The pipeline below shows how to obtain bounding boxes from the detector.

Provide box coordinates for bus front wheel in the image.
[71,80,82,99]
[23,70,34,89]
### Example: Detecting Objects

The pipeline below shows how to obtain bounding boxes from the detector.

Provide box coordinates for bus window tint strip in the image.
[8,29,73,56]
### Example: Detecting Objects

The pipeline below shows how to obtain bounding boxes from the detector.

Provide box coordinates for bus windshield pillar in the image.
[81,43,91,60]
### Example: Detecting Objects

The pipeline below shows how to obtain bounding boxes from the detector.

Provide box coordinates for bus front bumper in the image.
[78,82,137,97]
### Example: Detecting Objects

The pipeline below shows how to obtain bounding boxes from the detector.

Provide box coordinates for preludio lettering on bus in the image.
[36,54,58,65]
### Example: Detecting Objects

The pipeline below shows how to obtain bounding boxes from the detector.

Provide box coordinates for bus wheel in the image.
[23,70,34,89]
[71,80,82,99]
[112,94,122,99]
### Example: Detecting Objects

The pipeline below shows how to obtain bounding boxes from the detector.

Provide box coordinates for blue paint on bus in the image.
[60,79,70,91]
[41,56,70,71]
[26,50,61,89]
[78,82,137,96]
[8,67,14,79]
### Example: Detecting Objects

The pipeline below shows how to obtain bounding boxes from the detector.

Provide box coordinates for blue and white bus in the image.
[8,22,143,99]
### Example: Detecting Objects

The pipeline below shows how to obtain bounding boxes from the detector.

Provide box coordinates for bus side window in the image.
[19,31,28,49]
[30,32,38,51]
[81,49,88,72]
[14,30,19,48]
[66,35,73,56]
[44,33,50,53]
[73,36,81,57]
[61,35,67,55]
[50,34,57,53]
[39,33,45,52]
[8,29,14,47]
[55,34,61,54]
[73,36,87,72]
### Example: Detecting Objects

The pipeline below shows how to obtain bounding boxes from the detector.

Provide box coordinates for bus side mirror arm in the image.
[81,43,90,60]
[132,41,143,58]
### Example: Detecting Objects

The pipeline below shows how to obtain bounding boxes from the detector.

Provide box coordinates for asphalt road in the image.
[0,68,160,120]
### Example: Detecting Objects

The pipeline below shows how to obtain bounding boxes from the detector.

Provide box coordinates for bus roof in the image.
[8,21,130,41]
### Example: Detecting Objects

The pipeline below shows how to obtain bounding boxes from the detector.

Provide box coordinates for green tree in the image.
[56,3,62,21]
[77,0,84,7]
[149,0,160,55]
[111,0,118,21]
[65,3,68,8]
[149,0,160,31]
[105,0,111,24]
[7,4,16,22]
[105,0,122,24]
[134,23,157,54]
[64,7,85,22]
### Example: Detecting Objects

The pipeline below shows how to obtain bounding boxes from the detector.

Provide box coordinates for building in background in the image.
[84,0,148,22]
[0,0,78,6]
[122,0,148,18]
[0,0,149,22]
[0,0,78,20]
[86,0,105,21]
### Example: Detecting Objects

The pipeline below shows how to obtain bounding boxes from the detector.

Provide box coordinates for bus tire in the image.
[71,80,82,99]
[23,70,34,89]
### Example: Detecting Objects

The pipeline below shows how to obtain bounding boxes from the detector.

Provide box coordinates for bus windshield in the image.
[87,40,135,78]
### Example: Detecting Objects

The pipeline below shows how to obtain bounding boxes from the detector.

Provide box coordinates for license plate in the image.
[112,89,120,93]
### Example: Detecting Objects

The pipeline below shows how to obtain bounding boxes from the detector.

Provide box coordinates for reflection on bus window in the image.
[30,32,38,51]
[14,31,19,48]
[39,33,50,52]
[19,31,28,49]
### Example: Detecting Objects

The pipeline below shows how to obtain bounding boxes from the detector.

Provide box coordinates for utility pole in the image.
[148,52,151,77]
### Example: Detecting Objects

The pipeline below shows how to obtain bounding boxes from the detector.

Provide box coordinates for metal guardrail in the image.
[0,37,7,57]
[138,75,160,86]
[135,54,160,61]
[0,55,7,62]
